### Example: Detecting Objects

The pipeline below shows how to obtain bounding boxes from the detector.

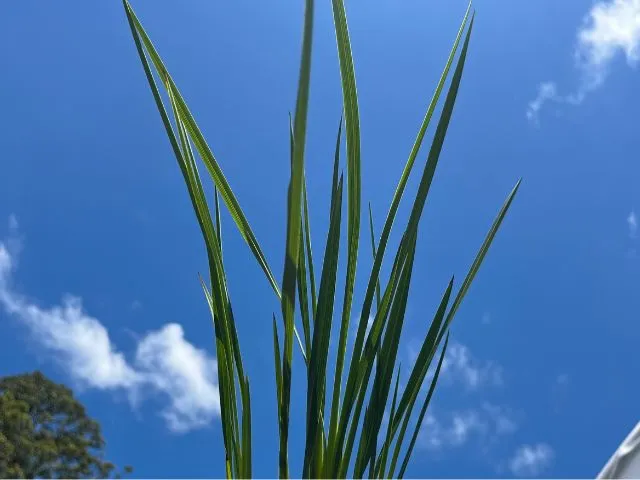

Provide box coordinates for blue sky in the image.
[1,0,639,477]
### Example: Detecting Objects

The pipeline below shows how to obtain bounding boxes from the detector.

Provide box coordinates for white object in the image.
[598,422,640,479]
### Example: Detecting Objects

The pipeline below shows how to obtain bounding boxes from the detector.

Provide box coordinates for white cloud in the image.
[526,82,558,124]
[440,343,503,390]
[2,291,140,390]
[135,324,220,432]
[448,411,486,446]
[420,411,485,450]
[628,211,638,238]
[419,405,517,451]
[577,0,640,88]
[482,403,518,436]
[508,443,555,477]
[0,219,220,432]
[527,0,640,122]
[406,341,517,456]
[407,341,503,391]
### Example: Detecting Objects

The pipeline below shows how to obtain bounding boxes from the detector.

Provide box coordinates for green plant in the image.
[122,0,520,478]
[0,371,131,479]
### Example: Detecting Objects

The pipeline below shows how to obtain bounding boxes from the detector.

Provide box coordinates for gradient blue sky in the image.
[1,0,639,477]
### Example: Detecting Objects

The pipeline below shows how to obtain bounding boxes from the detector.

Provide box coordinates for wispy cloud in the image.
[440,343,503,390]
[482,403,519,436]
[420,410,486,450]
[420,404,518,451]
[526,82,558,124]
[0,217,220,432]
[527,0,640,122]
[406,341,516,454]
[407,341,503,392]
[628,211,637,238]
[508,443,555,477]
[405,340,549,473]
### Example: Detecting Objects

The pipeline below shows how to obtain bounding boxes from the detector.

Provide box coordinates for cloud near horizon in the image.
[0,217,220,433]
[508,443,555,477]
[408,340,553,475]
[407,339,518,457]
[527,0,640,123]
[407,340,503,392]
[419,403,518,452]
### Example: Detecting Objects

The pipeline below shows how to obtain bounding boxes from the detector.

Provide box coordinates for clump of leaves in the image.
[0,371,130,479]
[122,0,519,478]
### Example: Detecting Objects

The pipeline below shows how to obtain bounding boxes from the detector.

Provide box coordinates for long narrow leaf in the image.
[123,0,281,300]
[337,10,474,468]
[293,120,313,357]
[385,280,452,477]
[215,186,222,247]
[304,175,344,477]
[354,231,418,478]
[368,203,382,308]
[392,277,453,431]
[336,232,412,478]
[437,179,521,347]
[396,334,450,479]
[273,315,283,411]
[279,0,315,476]
[215,338,239,478]
[124,16,257,477]
[202,281,235,472]
[162,53,244,474]
[328,0,362,472]
[374,365,401,478]
[347,1,472,402]
[297,228,313,356]
[241,377,252,478]
[401,16,475,251]
[302,177,318,320]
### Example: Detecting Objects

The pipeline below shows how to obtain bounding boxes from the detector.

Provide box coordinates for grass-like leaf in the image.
[374,364,401,478]
[353,230,418,478]
[123,0,281,299]
[327,0,363,472]
[331,11,475,474]
[336,232,413,477]
[391,277,453,434]
[278,0,315,476]
[303,178,317,320]
[368,203,382,309]
[304,173,344,477]
[241,377,252,478]
[437,179,521,347]
[123,0,521,477]
[396,333,450,479]
[348,1,472,392]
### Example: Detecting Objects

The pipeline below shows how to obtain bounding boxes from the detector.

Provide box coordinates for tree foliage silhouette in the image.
[0,371,129,479]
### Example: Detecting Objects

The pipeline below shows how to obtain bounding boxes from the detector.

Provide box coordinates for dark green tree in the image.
[0,371,129,479]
